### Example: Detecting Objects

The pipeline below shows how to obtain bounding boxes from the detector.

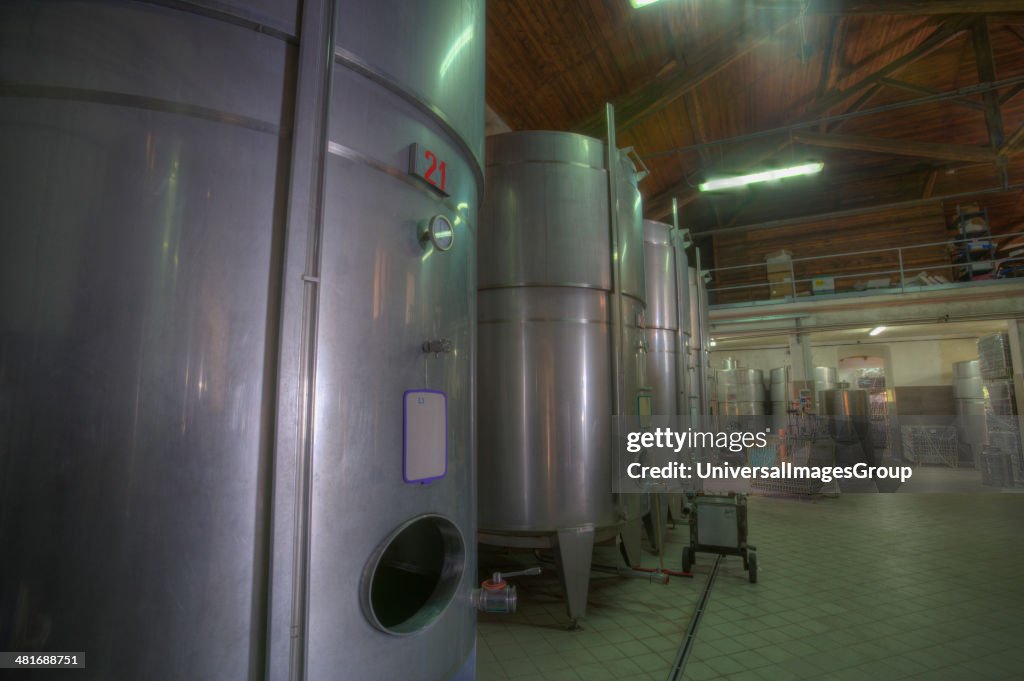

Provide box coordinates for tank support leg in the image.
[619,518,643,568]
[642,494,670,551]
[667,492,683,526]
[555,525,595,626]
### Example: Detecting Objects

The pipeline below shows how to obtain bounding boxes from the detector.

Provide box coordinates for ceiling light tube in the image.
[869,326,887,336]
[699,162,824,192]
[630,0,663,7]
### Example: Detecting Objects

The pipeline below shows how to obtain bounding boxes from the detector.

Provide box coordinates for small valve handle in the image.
[482,566,541,592]
[493,566,542,581]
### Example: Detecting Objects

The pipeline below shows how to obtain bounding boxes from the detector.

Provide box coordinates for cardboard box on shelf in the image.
[765,250,793,274]
[768,275,794,299]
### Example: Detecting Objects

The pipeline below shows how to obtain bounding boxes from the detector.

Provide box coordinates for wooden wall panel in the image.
[709,202,951,303]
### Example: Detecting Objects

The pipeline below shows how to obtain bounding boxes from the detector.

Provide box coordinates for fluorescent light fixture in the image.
[869,326,887,336]
[630,0,663,7]
[709,338,718,347]
[699,162,824,192]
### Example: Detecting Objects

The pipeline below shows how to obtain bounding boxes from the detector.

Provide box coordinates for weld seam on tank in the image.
[485,158,606,172]
[477,317,609,325]
[0,82,282,135]
[137,0,299,43]
[479,281,611,292]
[333,46,484,202]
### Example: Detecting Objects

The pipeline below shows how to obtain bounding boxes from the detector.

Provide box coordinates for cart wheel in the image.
[748,551,758,584]
[682,546,693,572]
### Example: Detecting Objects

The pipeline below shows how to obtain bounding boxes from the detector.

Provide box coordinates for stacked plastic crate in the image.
[977,333,1021,485]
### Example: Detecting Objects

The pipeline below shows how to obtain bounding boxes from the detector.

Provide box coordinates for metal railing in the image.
[705,231,1024,304]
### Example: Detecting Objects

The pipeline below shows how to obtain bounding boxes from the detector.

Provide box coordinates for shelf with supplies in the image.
[949,204,994,282]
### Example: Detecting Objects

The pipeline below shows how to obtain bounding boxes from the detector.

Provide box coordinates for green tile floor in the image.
[478,491,1024,681]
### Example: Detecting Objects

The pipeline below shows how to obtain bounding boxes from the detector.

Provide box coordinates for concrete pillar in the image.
[788,331,813,382]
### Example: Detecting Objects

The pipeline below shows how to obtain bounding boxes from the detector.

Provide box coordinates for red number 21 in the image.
[423,150,447,192]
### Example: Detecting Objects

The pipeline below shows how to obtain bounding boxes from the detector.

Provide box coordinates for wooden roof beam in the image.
[807,16,972,117]
[972,19,1006,149]
[879,77,985,110]
[792,130,997,163]
[999,121,1024,156]
[644,19,971,222]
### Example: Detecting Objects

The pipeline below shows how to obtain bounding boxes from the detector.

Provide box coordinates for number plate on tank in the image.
[408,143,451,196]
[403,390,448,484]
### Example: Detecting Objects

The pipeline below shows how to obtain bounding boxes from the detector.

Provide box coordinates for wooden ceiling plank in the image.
[683,90,713,167]
[693,184,1024,240]
[792,130,997,163]
[923,169,939,198]
[571,17,794,138]
[808,1,1024,15]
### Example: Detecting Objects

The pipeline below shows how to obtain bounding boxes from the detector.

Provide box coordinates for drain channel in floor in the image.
[666,555,722,681]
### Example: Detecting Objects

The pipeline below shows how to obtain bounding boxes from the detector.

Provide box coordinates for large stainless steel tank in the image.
[769,365,837,418]
[821,389,872,446]
[0,2,483,680]
[643,220,689,416]
[717,368,766,416]
[478,131,647,623]
[954,359,987,465]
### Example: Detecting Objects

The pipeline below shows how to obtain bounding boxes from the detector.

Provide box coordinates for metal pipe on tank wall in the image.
[284,2,339,677]
[671,199,692,417]
[696,248,711,413]
[607,102,626,424]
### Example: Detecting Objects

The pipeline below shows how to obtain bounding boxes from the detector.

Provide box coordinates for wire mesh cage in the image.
[983,379,1022,472]
[749,430,837,497]
[978,333,1012,380]
[901,425,960,467]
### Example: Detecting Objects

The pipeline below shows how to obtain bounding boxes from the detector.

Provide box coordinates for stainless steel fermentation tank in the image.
[0,1,483,680]
[953,359,987,465]
[717,368,766,416]
[642,219,706,525]
[642,219,692,418]
[821,389,877,490]
[478,131,648,625]
[769,365,837,425]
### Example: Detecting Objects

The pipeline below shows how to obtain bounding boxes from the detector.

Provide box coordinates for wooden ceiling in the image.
[485,0,1024,244]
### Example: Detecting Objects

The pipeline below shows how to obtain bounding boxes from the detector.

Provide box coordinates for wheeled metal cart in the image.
[681,492,757,583]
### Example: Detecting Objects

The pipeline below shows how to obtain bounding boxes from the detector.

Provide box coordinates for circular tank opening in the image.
[363,514,465,636]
